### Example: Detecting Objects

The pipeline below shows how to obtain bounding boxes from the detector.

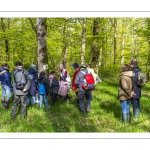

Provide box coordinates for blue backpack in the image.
[38,83,46,94]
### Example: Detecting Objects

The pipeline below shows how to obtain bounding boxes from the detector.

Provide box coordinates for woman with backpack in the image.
[118,64,136,123]
[58,76,69,102]
[26,64,38,107]
[38,71,50,109]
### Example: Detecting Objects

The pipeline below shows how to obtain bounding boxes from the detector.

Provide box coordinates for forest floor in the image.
[0,76,150,133]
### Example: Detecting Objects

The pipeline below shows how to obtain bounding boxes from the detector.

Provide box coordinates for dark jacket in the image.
[118,71,135,101]
[28,67,38,96]
[38,74,49,95]
[13,67,32,95]
[132,66,142,99]
[0,67,12,88]
[51,81,59,95]
[75,69,90,92]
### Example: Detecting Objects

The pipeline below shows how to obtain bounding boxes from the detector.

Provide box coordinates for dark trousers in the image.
[52,93,58,104]
[78,90,91,114]
[131,98,140,109]
[11,95,27,117]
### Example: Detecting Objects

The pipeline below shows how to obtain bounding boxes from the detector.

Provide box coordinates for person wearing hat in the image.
[0,63,13,109]
[11,62,32,119]
[75,64,92,114]
[72,63,80,104]
[130,59,142,121]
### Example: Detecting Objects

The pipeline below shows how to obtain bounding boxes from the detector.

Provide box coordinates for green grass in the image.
[0,77,150,132]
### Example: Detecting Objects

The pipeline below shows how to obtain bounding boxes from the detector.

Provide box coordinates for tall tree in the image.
[62,18,70,68]
[91,18,100,72]
[121,18,125,64]
[146,18,150,79]
[28,18,48,73]
[0,18,9,61]
[81,18,87,65]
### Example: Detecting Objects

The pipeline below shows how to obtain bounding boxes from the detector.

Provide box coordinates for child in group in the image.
[58,76,69,102]
[49,71,55,97]
[38,71,50,109]
[51,77,59,105]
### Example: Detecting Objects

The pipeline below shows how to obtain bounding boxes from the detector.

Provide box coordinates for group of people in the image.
[118,59,142,123]
[0,59,142,124]
[0,61,101,120]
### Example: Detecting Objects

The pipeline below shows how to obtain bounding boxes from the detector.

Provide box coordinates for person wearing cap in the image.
[0,63,13,109]
[130,59,142,121]
[75,64,92,114]
[72,63,80,105]
[26,64,38,106]
[11,62,32,119]
[59,64,71,101]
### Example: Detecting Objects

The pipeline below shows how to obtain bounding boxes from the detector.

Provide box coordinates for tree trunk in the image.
[146,18,150,80]
[62,18,69,68]
[121,19,125,64]
[36,18,48,74]
[91,18,100,73]
[0,18,9,61]
[81,18,86,65]
[113,18,117,64]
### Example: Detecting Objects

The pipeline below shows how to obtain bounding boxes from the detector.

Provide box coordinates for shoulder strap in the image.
[14,69,26,82]
[81,71,85,75]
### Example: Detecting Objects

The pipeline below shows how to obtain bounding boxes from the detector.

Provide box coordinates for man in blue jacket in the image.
[0,63,13,109]
[130,59,142,121]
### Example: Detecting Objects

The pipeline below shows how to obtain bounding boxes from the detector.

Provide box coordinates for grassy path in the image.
[0,78,150,132]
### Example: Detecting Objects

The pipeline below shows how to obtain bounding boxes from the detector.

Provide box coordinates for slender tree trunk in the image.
[62,18,69,68]
[113,18,117,64]
[146,18,150,80]
[81,18,86,65]
[36,18,48,74]
[91,18,100,73]
[0,18,9,61]
[121,19,125,64]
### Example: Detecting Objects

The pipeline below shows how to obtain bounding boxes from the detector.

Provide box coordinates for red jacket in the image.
[72,68,80,90]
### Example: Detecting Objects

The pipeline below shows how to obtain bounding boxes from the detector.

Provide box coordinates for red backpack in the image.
[81,71,95,90]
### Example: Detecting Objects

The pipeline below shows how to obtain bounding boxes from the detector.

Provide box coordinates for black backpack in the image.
[135,69,147,87]
[14,70,27,90]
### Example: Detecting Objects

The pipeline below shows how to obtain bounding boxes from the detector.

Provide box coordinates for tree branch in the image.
[28,18,37,35]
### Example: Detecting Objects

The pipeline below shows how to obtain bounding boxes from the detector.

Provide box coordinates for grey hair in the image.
[59,64,64,68]
[31,64,36,69]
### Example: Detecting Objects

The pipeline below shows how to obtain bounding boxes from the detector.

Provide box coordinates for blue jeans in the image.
[1,85,11,100]
[120,100,130,114]
[39,94,50,109]
[26,96,36,105]
[131,99,140,109]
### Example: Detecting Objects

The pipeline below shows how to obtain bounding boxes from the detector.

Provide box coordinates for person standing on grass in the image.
[130,59,142,121]
[72,63,80,105]
[38,71,50,109]
[75,65,92,114]
[59,64,71,101]
[11,62,32,119]
[51,77,59,105]
[0,63,13,109]
[26,64,38,107]
[118,64,136,123]
[48,71,55,97]
[58,76,69,102]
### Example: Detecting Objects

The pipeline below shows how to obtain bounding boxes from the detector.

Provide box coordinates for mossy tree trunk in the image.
[91,18,100,73]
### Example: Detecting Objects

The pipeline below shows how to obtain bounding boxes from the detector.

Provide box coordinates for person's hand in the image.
[131,91,136,97]
[22,88,27,92]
